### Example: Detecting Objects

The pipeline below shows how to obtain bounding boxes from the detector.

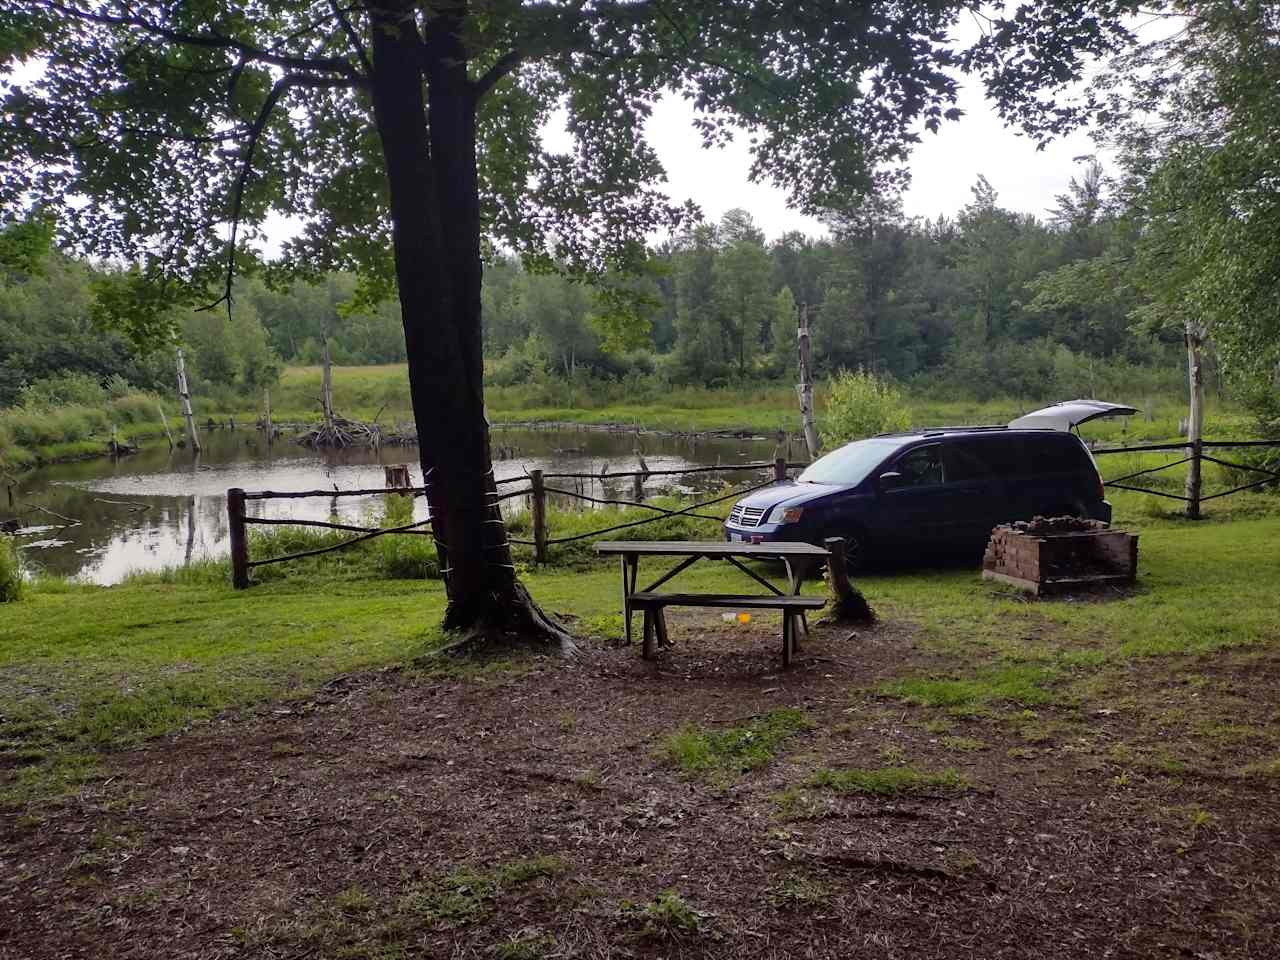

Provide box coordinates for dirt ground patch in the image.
[3,613,1279,959]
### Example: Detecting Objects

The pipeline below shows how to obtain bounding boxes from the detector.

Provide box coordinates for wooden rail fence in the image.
[227,457,801,588]
[1092,438,1280,518]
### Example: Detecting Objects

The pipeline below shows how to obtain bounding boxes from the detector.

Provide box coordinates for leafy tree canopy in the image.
[3,0,1145,333]
[1090,1,1280,383]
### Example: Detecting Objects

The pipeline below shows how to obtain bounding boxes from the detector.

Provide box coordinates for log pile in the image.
[983,516,1138,596]
[296,412,417,449]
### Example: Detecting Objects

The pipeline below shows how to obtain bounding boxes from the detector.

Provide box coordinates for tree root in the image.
[440,579,578,657]
[821,591,877,625]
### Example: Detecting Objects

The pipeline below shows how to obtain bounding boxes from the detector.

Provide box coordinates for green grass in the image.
[879,665,1059,709]
[803,765,969,796]
[400,856,568,928]
[767,874,835,909]
[657,708,815,780]
[621,890,709,939]
[0,390,185,469]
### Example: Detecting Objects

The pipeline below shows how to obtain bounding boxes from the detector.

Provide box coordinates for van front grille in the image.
[728,504,767,528]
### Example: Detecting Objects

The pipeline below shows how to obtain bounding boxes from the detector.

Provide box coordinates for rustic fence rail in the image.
[226,457,802,587]
[1092,438,1280,516]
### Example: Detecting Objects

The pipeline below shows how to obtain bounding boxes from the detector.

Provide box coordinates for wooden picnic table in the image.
[594,540,831,664]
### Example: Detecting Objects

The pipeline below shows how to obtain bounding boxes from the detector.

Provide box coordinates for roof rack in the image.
[873,424,1009,439]
[923,424,1009,434]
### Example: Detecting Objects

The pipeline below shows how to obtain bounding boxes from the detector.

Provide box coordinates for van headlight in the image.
[779,507,804,524]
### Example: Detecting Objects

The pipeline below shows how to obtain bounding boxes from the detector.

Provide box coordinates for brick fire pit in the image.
[982,516,1138,596]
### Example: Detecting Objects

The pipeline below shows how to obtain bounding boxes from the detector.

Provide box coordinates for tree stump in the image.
[384,464,412,489]
[823,536,875,623]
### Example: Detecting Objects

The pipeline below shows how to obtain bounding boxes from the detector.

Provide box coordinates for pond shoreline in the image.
[6,426,780,583]
[9,412,794,473]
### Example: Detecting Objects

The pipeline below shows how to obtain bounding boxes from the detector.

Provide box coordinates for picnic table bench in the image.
[593,540,830,667]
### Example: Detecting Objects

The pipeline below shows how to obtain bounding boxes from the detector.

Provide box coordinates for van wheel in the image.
[841,532,868,575]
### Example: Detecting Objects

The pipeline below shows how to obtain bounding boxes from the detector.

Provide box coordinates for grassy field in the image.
[270,363,1252,443]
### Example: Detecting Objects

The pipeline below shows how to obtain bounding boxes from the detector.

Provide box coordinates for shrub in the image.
[0,535,25,602]
[108,393,162,426]
[17,372,107,408]
[819,369,912,446]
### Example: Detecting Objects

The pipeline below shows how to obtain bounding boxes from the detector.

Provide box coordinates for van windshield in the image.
[797,438,904,485]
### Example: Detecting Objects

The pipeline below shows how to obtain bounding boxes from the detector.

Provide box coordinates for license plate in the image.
[730,532,744,542]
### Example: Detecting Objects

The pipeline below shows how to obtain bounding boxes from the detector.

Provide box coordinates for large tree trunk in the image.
[366,4,573,651]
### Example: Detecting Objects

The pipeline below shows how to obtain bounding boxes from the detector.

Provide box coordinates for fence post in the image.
[530,469,548,564]
[797,303,820,461]
[1187,438,1203,520]
[227,487,250,589]
[1184,321,1206,519]
[774,456,788,483]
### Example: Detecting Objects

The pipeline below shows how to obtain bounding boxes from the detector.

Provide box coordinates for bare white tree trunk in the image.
[797,303,820,460]
[320,333,335,428]
[175,347,200,453]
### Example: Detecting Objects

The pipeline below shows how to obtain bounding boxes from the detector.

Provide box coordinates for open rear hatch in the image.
[1008,399,1139,432]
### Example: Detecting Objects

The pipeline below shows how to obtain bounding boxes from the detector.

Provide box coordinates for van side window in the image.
[1028,436,1090,472]
[976,436,1026,477]
[943,441,994,482]
[894,445,944,487]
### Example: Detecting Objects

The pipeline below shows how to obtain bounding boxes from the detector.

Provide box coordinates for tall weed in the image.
[0,535,25,602]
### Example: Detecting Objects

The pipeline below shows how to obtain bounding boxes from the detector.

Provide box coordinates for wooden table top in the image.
[594,540,829,558]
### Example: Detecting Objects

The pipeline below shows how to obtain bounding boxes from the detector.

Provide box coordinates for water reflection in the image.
[7,426,778,583]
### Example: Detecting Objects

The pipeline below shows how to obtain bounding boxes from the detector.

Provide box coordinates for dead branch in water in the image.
[296,409,416,449]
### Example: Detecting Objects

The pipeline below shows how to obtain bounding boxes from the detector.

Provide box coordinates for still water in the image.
[7,426,781,584]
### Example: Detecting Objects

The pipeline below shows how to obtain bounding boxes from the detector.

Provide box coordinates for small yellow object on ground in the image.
[737,612,752,624]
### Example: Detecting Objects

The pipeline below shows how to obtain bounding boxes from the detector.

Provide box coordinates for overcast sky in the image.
[637,84,1101,241]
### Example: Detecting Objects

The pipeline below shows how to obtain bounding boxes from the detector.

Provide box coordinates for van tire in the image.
[841,531,868,575]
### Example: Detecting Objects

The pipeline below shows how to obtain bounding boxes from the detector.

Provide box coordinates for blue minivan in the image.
[725,426,1111,570]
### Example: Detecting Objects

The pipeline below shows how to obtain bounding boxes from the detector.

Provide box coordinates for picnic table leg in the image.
[621,554,640,646]
[642,607,655,660]
[785,558,813,638]
[655,608,670,648]
[620,555,631,646]
[782,610,793,669]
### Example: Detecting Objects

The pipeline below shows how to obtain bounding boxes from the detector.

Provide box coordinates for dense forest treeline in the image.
[0,170,1208,410]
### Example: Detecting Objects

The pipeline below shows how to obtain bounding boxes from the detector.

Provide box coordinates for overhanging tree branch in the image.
[200,73,356,315]
[331,1,372,76]
[472,49,522,99]
[46,2,362,78]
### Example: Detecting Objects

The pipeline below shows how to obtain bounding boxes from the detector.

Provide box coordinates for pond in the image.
[6,425,785,584]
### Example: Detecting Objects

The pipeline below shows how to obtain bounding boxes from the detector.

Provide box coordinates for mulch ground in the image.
[3,613,1278,959]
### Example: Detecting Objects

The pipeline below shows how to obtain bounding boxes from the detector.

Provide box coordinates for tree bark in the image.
[366,4,572,651]
[320,331,335,428]
[1185,321,1206,519]
[797,303,820,460]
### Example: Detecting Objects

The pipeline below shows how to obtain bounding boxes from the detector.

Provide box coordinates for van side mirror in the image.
[878,471,904,490]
